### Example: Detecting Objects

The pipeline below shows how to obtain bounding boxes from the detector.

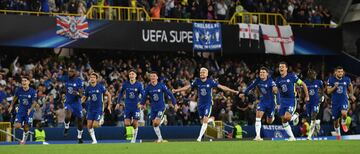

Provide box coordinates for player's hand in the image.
[305,95,310,102]
[321,96,325,103]
[172,89,177,93]
[334,82,339,87]
[350,95,356,102]
[8,106,13,113]
[107,106,112,114]
[168,103,174,108]
[27,109,31,116]
[239,93,245,98]
[115,104,120,110]
[275,104,280,110]
[139,105,145,110]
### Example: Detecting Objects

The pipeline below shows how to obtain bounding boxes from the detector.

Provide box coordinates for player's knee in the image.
[124,121,131,126]
[202,117,209,124]
[281,116,290,122]
[133,122,138,128]
[153,120,160,127]
[87,123,92,129]
[311,115,317,120]
[93,123,100,128]
[23,124,29,131]
[14,123,21,129]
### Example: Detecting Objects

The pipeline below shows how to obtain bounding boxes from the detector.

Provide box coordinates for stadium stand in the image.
[0,49,359,134]
[0,0,334,24]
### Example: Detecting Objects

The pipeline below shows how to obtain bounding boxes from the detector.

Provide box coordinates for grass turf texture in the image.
[0,140,358,154]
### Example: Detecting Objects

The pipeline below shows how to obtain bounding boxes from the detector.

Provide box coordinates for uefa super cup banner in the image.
[262,125,289,138]
[192,23,222,50]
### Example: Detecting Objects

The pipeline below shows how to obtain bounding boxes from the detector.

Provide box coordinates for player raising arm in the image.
[173,67,239,142]
[140,71,176,143]
[239,67,278,141]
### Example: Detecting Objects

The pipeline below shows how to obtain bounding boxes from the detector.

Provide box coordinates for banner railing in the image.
[0,9,81,17]
[86,5,150,21]
[229,12,288,25]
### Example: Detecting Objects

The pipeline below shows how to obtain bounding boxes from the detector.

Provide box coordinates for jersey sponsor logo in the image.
[129,92,135,99]
[260,88,267,94]
[200,88,207,96]
[281,84,288,92]
[153,94,159,101]
[91,94,97,101]
[336,86,343,94]
[68,87,74,94]
[309,89,315,96]
[22,99,29,105]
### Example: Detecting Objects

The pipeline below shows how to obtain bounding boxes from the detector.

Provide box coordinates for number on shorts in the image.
[288,106,294,112]
[157,111,163,117]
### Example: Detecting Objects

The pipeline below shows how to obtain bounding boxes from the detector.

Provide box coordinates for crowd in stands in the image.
[0,0,332,24]
[0,49,359,135]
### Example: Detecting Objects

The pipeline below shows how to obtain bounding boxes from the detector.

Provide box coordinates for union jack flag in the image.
[56,15,89,39]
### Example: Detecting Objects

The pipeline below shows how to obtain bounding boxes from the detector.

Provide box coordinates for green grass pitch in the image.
[0,140,359,154]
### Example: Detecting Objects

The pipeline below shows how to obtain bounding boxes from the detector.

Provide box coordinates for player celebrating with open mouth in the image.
[173,67,239,142]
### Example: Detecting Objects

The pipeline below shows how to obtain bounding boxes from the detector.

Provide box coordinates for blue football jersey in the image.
[60,75,84,104]
[191,78,219,105]
[84,83,106,111]
[305,79,323,102]
[142,82,176,110]
[244,77,277,102]
[275,73,302,99]
[117,80,144,110]
[327,76,351,102]
[14,87,37,114]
